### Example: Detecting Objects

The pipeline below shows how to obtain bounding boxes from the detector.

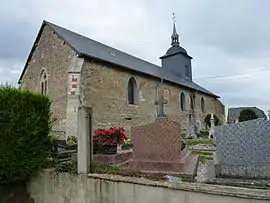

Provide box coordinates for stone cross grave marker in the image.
[154,94,167,118]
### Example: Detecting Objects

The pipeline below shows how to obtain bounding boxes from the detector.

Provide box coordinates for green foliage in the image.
[67,136,77,146]
[91,164,122,174]
[204,114,221,128]
[192,151,213,156]
[238,108,258,122]
[55,162,77,175]
[185,139,214,146]
[198,155,213,163]
[0,87,52,184]
[197,132,209,139]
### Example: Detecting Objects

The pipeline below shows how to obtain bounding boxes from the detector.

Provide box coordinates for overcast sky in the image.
[1,0,270,115]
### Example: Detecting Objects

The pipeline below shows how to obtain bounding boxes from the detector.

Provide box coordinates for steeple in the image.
[159,13,193,81]
[171,13,179,46]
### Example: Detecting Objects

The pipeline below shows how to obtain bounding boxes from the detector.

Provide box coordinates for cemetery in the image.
[49,105,270,190]
[1,86,270,203]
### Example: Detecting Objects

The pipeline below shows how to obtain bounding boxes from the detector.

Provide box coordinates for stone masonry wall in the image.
[20,24,225,136]
[20,25,75,133]
[81,58,225,136]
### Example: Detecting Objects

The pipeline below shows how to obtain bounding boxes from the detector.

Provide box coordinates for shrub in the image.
[67,136,77,145]
[0,87,52,184]
[55,162,77,175]
[204,114,221,129]
[238,108,258,122]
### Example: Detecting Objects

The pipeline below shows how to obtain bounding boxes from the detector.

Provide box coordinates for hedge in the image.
[0,86,51,184]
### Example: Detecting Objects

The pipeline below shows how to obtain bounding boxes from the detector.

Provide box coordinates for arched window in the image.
[180,92,186,111]
[201,97,205,113]
[127,77,138,105]
[39,70,48,95]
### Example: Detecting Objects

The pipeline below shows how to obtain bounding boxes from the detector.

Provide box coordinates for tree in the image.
[204,114,221,129]
[0,86,51,184]
[238,108,258,122]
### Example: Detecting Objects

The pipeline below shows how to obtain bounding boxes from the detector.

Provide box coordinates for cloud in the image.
[1,0,270,114]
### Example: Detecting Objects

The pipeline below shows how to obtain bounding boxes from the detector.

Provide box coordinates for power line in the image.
[194,67,270,80]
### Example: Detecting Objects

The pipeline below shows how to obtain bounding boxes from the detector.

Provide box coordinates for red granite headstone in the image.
[131,118,184,173]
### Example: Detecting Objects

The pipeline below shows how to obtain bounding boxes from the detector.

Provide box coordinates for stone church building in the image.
[18,20,225,138]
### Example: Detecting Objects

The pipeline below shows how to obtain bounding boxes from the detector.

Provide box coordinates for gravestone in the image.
[154,94,167,118]
[196,120,201,134]
[131,119,198,176]
[186,111,197,139]
[208,113,215,139]
[214,118,270,179]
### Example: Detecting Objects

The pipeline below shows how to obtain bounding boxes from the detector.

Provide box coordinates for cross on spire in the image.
[171,13,179,46]
[173,12,176,24]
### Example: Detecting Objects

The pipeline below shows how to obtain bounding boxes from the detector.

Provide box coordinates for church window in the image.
[201,97,205,113]
[127,77,138,105]
[39,70,48,95]
[180,92,186,111]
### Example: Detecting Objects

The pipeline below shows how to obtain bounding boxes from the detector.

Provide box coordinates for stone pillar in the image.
[66,56,84,138]
[77,107,92,174]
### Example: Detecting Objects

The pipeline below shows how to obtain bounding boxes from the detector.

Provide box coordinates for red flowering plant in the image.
[93,127,128,146]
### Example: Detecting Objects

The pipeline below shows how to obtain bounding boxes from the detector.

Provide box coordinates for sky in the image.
[1,0,270,116]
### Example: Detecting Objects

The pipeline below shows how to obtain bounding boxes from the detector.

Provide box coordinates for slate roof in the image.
[19,20,219,98]
[227,107,267,122]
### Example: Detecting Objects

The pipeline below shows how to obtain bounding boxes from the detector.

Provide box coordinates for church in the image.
[18,19,225,138]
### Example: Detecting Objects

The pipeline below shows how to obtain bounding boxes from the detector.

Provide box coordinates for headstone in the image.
[186,110,197,139]
[208,113,215,139]
[117,144,122,153]
[196,120,201,134]
[268,110,270,121]
[131,119,198,176]
[214,118,270,179]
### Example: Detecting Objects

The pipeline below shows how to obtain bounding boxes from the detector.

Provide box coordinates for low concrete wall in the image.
[28,170,270,203]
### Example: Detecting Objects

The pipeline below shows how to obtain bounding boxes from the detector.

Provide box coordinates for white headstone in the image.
[117,144,122,153]
[196,120,201,134]
[209,113,215,139]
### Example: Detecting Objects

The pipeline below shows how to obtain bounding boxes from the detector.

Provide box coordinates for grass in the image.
[192,151,213,156]
[198,155,213,163]
[192,151,214,164]
[91,164,123,174]
[55,162,78,175]
[185,139,214,146]
[90,164,195,182]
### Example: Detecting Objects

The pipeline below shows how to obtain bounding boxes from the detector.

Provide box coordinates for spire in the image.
[171,13,179,46]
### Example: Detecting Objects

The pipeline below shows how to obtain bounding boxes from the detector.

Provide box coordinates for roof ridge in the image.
[19,20,220,98]
[45,20,161,68]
